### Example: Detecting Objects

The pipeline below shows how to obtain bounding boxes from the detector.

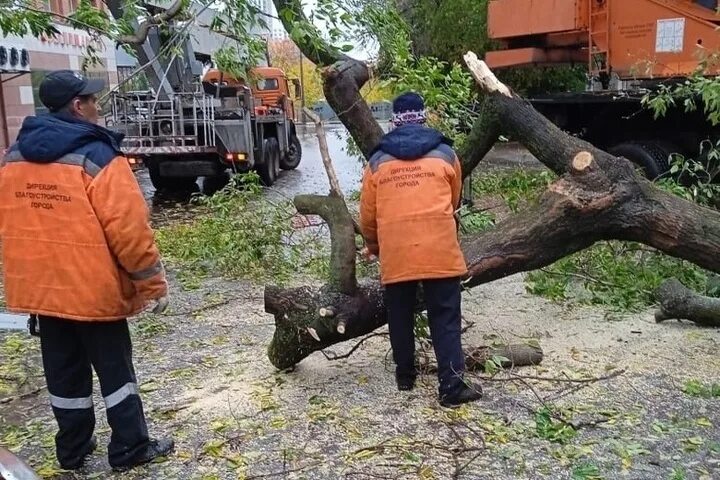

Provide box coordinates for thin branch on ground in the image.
[163,296,241,317]
[303,107,345,198]
[460,320,476,334]
[538,268,620,289]
[0,385,46,405]
[480,368,626,384]
[321,332,388,360]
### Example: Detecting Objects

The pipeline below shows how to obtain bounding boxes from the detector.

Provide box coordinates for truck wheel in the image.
[280,135,302,170]
[608,142,672,180]
[148,163,198,192]
[203,172,230,195]
[271,138,281,178]
[258,138,279,186]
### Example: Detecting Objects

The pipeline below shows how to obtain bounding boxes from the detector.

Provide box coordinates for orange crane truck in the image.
[485,0,720,178]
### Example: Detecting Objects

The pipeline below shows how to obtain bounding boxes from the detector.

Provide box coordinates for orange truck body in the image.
[202,67,297,121]
[486,0,720,78]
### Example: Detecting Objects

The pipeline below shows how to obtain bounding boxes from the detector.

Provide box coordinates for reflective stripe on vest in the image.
[129,261,164,281]
[369,151,395,173]
[3,150,104,178]
[369,145,456,173]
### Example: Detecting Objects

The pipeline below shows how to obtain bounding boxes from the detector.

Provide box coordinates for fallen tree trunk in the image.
[654,278,720,327]
[265,283,385,370]
[265,283,543,370]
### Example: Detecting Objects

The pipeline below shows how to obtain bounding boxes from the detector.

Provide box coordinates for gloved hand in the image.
[360,246,378,263]
[149,295,169,314]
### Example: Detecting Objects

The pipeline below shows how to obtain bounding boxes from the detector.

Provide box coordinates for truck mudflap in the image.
[215,119,255,166]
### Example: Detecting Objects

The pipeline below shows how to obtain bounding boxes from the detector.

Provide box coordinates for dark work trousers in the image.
[38,316,150,467]
[385,278,465,396]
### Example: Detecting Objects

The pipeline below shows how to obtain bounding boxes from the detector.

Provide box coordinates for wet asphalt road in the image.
[270,124,366,198]
[136,123,366,198]
[137,124,366,223]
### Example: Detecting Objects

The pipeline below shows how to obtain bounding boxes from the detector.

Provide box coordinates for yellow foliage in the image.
[361,79,394,103]
[267,38,392,106]
[283,64,324,106]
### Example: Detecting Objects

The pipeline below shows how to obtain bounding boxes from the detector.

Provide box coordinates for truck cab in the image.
[201,67,301,122]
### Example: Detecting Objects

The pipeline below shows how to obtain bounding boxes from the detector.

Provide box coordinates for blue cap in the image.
[38,70,105,112]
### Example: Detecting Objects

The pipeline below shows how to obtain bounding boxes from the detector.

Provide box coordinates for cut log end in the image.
[572,151,594,172]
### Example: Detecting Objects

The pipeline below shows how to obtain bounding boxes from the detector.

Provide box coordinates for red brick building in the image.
[0,1,119,151]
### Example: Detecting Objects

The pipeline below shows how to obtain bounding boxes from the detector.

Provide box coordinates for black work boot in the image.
[60,435,97,470]
[440,383,483,408]
[111,437,174,472]
[396,372,417,391]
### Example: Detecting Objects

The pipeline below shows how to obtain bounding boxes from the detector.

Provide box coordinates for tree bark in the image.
[105,0,185,44]
[294,194,357,295]
[655,278,720,327]
[265,283,386,370]
[265,284,543,371]
[464,344,544,371]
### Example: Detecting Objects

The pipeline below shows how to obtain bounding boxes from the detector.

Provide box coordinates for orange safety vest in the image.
[360,142,467,285]
[0,114,167,321]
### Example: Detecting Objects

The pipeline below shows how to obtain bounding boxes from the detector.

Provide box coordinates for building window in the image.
[31,70,50,115]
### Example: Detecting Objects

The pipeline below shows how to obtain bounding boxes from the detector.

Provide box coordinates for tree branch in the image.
[294,195,357,295]
[459,53,720,287]
[272,0,384,157]
[271,0,348,67]
[655,278,720,326]
[22,6,105,37]
[110,0,185,45]
[302,107,344,197]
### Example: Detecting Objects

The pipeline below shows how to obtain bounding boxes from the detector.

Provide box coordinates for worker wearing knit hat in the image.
[360,91,482,408]
[391,92,428,127]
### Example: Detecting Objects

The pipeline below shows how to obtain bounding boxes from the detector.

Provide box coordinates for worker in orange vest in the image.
[360,92,482,407]
[0,70,173,471]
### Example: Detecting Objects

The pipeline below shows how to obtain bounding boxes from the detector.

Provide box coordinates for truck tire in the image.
[608,142,672,180]
[203,172,230,195]
[258,138,279,186]
[280,134,302,170]
[148,162,198,192]
[272,138,281,178]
